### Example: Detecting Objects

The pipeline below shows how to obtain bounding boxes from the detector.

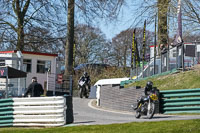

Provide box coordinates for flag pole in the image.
[154,15,157,75]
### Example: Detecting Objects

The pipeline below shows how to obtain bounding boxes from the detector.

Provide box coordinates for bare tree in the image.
[182,0,200,32]
[157,0,170,52]
[129,0,170,54]
[111,28,154,68]
[74,24,108,65]
[23,26,64,54]
[64,0,75,76]
[0,0,63,51]
[130,0,200,47]
[63,0,125,75]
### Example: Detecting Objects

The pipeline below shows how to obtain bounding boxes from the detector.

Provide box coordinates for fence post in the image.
[167,49,169,71]
[6,75,8,98]
[69,75,73,96]
[176,46,178,69]
[182,42,185,71]
[160,54,162,73]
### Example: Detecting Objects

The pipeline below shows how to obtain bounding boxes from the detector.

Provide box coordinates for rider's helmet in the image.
[146,81,153,89]
[83,72,88,77]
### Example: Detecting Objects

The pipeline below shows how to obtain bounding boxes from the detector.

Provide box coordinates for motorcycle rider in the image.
[79,72,91,92]
[134,81,155,110]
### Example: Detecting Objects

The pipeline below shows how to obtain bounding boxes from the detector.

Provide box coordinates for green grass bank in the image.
[126,65,200,90]
[1,119,200,133]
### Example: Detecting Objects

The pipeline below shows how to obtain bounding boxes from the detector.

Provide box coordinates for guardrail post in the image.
[64,95,74,124]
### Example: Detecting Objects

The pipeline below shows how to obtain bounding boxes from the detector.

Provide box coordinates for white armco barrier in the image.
[94,78,129,106]
[0,96,67,127]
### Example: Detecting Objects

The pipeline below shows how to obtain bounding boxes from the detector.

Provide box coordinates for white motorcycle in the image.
[78,78,89,98]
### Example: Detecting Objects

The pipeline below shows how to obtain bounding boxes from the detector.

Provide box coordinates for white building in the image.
[0,50,59,96]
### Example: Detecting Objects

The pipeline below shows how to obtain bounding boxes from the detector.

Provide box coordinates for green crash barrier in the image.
[163,106,200,111]
[161,92,200,98]
[0,123,13,127]
[0,98,14,126]
[160,88,200,114]
[162,97,200,102]
[160,88,200,94]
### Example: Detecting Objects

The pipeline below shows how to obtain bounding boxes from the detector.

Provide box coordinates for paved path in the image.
[71,97,200,126]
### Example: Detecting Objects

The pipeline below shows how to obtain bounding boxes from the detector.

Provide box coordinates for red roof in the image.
[0,50,58,57]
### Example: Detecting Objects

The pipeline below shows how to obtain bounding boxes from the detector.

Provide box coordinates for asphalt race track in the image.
[70,97,200,126]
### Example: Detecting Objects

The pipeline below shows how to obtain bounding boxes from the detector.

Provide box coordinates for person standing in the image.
[24,77,44,97]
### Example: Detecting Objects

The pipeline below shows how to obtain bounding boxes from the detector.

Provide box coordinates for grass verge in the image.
[1,119,200,133]
[126,66,200,90]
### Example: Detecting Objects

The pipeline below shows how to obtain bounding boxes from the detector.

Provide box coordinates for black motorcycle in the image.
[132,93,158,119]
[78,78,89,98]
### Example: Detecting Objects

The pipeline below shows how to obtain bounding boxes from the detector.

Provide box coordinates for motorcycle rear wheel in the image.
[147,102,155,119]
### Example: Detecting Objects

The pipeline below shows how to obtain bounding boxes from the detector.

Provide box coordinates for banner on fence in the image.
[172,0,182,46]
[185,45,195,57]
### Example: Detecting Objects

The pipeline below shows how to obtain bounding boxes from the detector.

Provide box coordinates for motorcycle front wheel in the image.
[84,86,89,98]
[147,102,155,119]
[135,110,141,119]
[79,87,83,98]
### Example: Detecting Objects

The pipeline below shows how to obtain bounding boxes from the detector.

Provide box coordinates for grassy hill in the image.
[126,65,200,91]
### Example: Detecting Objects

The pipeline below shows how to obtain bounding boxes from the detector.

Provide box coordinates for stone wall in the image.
[100,85,159,113]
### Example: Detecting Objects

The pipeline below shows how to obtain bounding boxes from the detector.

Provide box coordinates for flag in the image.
[173,0,182,46]
[135,38,140,66]
[131,29,136,69]
[142,20,146,61]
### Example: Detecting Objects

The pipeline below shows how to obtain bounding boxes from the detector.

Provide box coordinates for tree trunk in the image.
[63,1,75,124]
[123,46,127,69]
[12,0,30,51]
[157,0,170,55]
[65,0,75,76]
[17,18,25,51]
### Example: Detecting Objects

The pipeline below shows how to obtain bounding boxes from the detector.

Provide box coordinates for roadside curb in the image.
[87,99,176,117]
[88,99,135,115]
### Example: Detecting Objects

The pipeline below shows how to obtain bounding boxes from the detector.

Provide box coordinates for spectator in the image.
[24,77,44,97]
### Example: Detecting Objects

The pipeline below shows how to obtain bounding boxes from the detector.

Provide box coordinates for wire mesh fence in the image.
[131,43,200,79]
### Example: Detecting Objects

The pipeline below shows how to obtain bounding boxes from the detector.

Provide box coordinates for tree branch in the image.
[0,19,17,32]
[22,0,30,17]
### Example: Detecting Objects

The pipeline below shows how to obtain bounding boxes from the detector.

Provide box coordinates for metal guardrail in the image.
[0,96,67,127]
[160,88,200,114]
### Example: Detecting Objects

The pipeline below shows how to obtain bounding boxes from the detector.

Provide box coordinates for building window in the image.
[23,59,32,72]
[0,59,5,66]
[37,60,51,73]
[172,50,176,57]
[45,61,51,72]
